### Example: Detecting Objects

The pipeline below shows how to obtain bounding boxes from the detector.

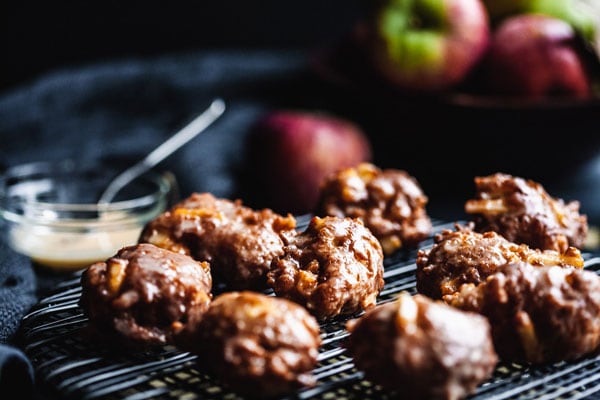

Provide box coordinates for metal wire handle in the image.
[97,98,226,205]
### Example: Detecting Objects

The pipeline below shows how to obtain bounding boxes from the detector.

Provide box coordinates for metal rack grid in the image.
[18,218,600,400]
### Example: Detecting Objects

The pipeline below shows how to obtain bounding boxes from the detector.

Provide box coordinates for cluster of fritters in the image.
[78,163,595,400]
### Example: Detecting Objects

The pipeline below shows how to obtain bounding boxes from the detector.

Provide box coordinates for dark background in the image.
[1,1,364,93]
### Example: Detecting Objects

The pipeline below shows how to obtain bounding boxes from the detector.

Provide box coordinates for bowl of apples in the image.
[309,0,600,220]
[311,0,600,110]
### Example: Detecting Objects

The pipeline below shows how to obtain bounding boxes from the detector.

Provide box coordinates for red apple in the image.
[243,110,372,215]
[480,13,593,99]
[364,0,491,92]
[482,0,599,48]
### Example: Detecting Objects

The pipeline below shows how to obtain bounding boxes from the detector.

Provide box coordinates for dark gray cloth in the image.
[0,344,34,398]
[0,240,36,398]
[0,49,313,198]
[0,241,36,343]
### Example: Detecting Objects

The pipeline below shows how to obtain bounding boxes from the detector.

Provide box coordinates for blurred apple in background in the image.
[363,0,491,92]
[242,110,372,215]
[478,13,594,99]
[482,0,599,47]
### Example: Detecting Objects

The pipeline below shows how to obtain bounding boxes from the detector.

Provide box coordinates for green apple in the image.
[364,0,491,92]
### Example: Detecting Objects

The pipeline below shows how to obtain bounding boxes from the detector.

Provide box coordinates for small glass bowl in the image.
[0,160,175,271]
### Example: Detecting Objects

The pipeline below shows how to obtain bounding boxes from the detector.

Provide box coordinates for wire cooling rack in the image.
[18,218,600,400]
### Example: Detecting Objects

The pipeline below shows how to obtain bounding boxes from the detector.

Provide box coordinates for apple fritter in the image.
[345,292,497,399]
[416,223,583,300]
[139,192,297,290]
[267,215,384,320]
[176,291,321,399]
[316,162,432,255]
[448,263,600,364]
[79,243,212,348]
[465,172,588,252]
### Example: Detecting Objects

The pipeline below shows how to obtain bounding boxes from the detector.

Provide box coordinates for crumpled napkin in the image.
[0,344,34,398]
[0,241,36,343]
[0,240,36,396]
